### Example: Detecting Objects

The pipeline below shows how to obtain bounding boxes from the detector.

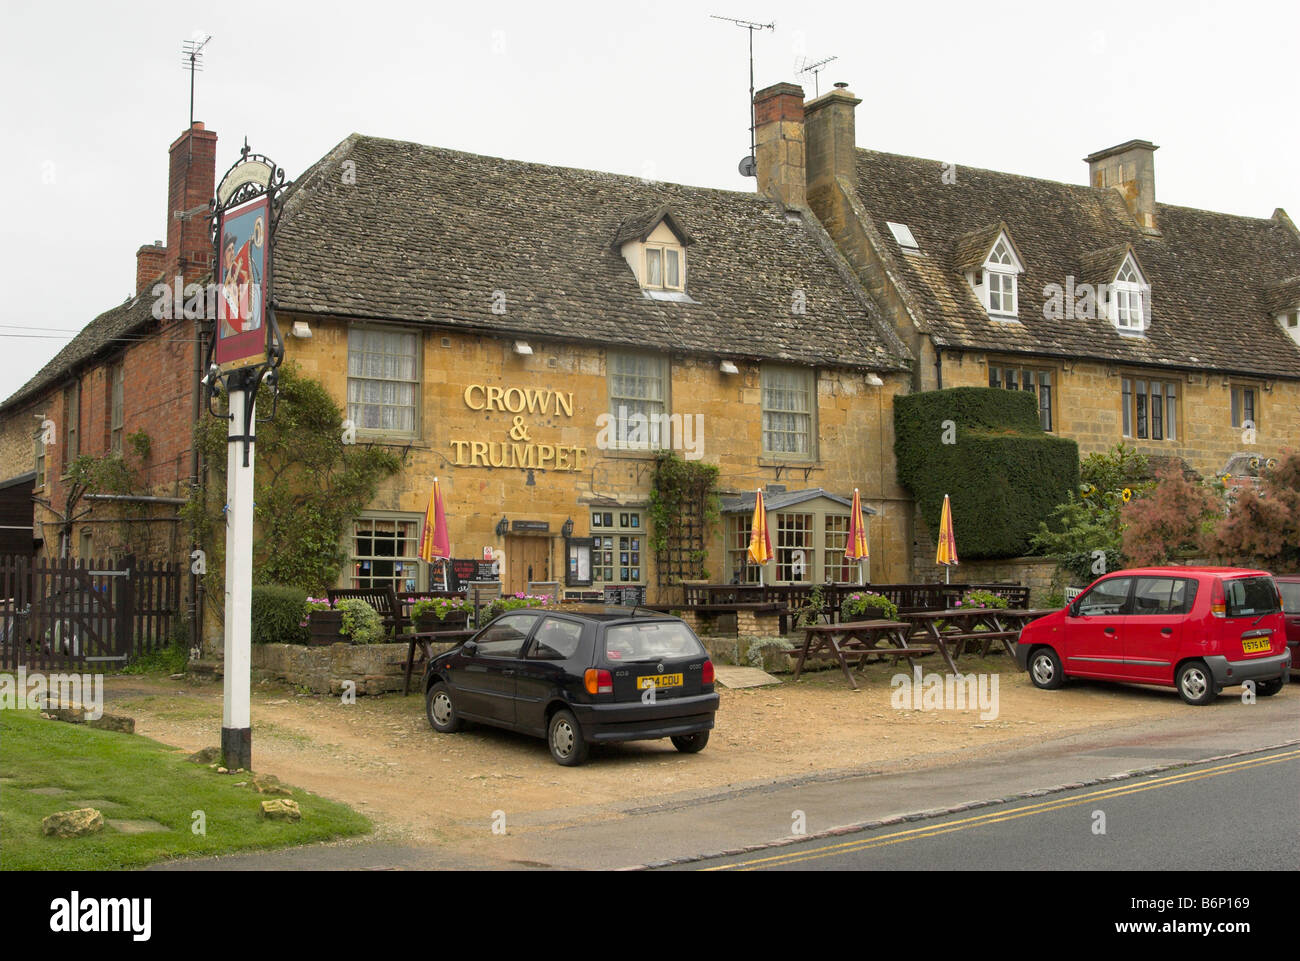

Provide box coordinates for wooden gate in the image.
[0,555,180,671]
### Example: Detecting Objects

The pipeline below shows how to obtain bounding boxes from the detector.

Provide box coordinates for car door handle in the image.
[1104,627,1116,635]
[1161,628,1173,636]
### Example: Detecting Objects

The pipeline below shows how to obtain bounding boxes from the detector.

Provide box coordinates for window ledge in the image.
[600,447,662,461]
[641,289,697,304]
[757,456,821,468]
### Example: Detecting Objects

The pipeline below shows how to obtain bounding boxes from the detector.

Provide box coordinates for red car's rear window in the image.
[1223,576,1281,618]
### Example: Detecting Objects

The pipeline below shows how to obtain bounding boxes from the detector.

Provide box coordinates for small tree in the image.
[1120,465,1221,566]
[1209,452,1300,572]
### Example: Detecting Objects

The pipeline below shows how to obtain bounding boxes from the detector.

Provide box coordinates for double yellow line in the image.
[703,748,1300,871]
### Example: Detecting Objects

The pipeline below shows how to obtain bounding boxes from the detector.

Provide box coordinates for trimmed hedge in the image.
[251,584,310,645]
[895,387,1080,559]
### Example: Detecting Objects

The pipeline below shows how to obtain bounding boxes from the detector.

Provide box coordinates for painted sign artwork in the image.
[213,195,269,370]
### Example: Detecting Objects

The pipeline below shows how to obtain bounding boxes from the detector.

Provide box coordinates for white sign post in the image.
[221,380,256,770]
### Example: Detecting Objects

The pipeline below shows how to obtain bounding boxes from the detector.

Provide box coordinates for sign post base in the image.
[221,726,251,771]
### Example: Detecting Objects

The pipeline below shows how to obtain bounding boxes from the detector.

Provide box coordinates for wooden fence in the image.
[0,554,181,671]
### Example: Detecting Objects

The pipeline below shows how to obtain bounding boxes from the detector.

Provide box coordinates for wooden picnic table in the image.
[900,607,1056,672]
[403,628,476,696]
[791,619,937,691]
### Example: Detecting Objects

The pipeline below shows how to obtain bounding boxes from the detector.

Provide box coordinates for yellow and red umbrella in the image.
[936,493,959,583]
[845,487,870,584]
[420,477,451,586]
[747,489,772,585]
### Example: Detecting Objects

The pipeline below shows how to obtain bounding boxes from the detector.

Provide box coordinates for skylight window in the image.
[887,222,919,251]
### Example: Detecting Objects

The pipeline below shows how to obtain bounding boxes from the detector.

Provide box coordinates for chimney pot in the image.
[804,84,861,193]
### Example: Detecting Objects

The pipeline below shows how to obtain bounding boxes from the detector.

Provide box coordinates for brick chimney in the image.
[805,83,862,192]
[1085,139,1159,233]
[164,121,219,286]
[753,82,807,209]
[135,241,165,294]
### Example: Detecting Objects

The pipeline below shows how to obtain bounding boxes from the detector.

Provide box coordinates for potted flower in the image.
[956,589,1009,610]
[337,598,384,645]
[411,596,471,632]
[303,597,341,646]
[839,590,899,623]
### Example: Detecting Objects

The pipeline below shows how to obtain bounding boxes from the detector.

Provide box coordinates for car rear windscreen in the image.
[604,622,705,661]
[1224,576,1280,617]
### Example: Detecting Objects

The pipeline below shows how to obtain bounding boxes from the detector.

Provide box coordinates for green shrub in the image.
[840,591,899,622]
[895,387,1080,559]
[251,585,309,645]
[337,599,384,644]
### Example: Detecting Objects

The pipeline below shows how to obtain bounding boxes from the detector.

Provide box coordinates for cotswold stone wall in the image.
[251,641,459,696]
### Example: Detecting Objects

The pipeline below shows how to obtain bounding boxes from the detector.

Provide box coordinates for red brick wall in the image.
[136,244,166,295]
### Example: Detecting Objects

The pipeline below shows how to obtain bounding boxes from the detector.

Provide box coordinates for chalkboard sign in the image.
[450,558,478,586]
[473,562,498,581]
[603,585,647,607]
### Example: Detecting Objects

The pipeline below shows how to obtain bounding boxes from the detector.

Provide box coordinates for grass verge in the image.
[0,709,371,870]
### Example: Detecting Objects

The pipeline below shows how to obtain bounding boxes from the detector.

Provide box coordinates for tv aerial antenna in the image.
[182,35,212,132]
[711,14,774,178]
[795,54,837,97]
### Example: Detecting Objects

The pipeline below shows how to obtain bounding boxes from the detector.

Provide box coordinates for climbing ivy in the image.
[648,452,719,585]
[185,363,402,602]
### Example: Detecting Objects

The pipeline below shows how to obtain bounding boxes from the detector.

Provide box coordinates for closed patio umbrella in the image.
[747,489,772,586]
[845,487,869,585]
[936,493,959,584]
[420,477,451,588]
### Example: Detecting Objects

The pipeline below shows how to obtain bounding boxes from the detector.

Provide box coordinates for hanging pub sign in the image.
[208,142,287,374]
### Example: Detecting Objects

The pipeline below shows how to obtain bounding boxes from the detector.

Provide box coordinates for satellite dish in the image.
[738,155,757,178]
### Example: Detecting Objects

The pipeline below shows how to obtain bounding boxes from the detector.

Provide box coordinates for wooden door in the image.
[505,536,550,594]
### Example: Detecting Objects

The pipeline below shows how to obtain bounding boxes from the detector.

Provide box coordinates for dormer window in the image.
[613,205,694,299]
[644,243,683,290]
[977,235,1022,318]
[1110,256,1147,331]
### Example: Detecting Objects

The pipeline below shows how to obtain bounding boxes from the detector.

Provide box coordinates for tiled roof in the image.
[1263,276,1300,315]
[272,135,910,371]
[719,487,874,514]
[1078,245,1134,289]
[0,295,158,414]
[854,149,1300,378]
[953,222,1011,273]
[610,205,694,248]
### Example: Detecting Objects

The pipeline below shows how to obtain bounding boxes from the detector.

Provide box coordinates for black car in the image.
[423,610,719,766]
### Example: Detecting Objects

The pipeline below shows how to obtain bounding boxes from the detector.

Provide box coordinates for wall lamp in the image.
[291,320,312,338]
[513,340,533,355]
[561,517,574,538]
[495,517,508,537]
[719,360,739,375]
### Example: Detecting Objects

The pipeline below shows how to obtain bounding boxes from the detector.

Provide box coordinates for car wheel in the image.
[1028,647,1065,690]
[1176,661,1218,706]
[425,680,462,733]
[1255,678,1283,697]
[547,708,589,767]
[671,731,709,754]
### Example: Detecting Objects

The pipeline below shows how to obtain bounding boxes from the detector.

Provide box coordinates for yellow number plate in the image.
[1241,636,1271,654]
[637,673,683,690]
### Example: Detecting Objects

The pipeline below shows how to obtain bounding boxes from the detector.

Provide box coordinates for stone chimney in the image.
[1085,140,1159,233]
[135,241,165,295]
[164,121,219,286]
[753,82,807,209]
[805,83,862,192]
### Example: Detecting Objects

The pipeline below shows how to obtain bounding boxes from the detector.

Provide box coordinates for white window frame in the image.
[643,243,685,291]
[977,234,1022,318]
[607,351,670,451]
[760,364,817,459]
[346,325,421,439]
[1109,255,1149,333]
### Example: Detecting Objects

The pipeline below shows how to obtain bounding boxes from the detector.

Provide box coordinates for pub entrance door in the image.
[505,535,550,595]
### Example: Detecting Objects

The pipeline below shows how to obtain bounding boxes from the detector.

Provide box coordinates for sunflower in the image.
[1121,487,1132,503]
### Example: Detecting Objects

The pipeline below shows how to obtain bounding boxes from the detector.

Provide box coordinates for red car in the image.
[1275,575,1300,670]
[1016,567,1290,705]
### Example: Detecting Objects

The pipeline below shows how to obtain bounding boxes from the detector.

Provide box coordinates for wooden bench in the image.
[792,620,938,690]
[328,587,405,637]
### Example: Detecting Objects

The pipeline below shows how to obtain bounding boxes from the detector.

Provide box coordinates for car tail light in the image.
[1210,580,1226,618]
[584,668,613,695]
[702,660,715,685]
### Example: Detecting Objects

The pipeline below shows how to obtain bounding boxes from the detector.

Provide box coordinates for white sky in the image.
[1,0,1296,398]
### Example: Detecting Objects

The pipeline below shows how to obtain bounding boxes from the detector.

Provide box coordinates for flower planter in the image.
[414,610,470,633]
[308,610,343,646]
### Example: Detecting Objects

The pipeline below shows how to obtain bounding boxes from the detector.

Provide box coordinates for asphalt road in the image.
[679,747,1300,871]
